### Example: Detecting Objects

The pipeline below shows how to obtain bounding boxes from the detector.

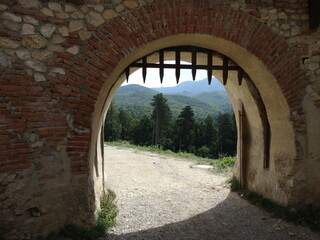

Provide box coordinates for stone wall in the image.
[0,0,319,239]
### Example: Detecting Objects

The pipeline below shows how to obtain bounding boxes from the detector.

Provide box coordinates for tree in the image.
[203,115,218,157]
[104,103,121,141]
[215,113,237,156]
[118,108,133,141]
[193,121,205,150]
[132,114,153,146]
[175,106,195,152]
[150,93,171,147]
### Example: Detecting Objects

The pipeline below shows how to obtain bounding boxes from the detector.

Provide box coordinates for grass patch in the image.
[209,156,236,173]
[47,189,118,240]
[227,176,240,192]
[107,141,176,156]
[107,141,236,174]
[194,155,236,174]
[107,141,210,161]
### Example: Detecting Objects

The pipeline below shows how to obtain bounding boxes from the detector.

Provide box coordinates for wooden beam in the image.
[223,57,228,85]
[263,122,271,169]
[192,49,197,80]
[207,51,212,85]
[175,49,180,84]
[142,56,147,83]
[130,62,240,71]
[159,50,164,84]
[239,103,247,189]
[125,67,130,82]
[238,69,243,86]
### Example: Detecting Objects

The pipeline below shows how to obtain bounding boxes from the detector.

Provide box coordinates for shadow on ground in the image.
[107,192,320,240]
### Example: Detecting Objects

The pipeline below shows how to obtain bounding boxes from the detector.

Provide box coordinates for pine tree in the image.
[215,113,237,156]
[132,114,153,146]
[203,115,218,157]
[150,93,171,147]
[118,108,133,141]
[175,106,195,152]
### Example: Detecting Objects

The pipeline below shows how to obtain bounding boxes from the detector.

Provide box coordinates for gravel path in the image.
[104,145,320,240]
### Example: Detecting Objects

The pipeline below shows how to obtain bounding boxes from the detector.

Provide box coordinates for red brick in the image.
[13,8,35,16]
[36,15,47,21]
[0,164,30,173]
[58,53,73,59]
[67,38,85,45]
[83,68,100,78]
[68,142,89,147]
[67,147,90,152]
[88,40,101,50]
[0,31,9,37]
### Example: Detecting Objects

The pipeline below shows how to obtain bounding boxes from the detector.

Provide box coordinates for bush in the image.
[197,146,210,158]
[218,156,236,168]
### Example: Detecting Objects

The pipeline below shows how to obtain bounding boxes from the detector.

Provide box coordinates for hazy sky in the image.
[122,61,209,88]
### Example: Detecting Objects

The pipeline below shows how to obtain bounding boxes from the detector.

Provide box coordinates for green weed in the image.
[54,189,118,240]
[97,189,118,230]
[227,176,240,192]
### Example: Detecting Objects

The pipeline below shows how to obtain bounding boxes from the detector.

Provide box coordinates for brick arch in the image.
[84,0,306,170]
[67,0,305,225]
[83,0,307,135]
[85,0,306,212]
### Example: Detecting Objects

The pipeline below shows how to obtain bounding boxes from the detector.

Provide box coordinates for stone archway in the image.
[95,33,296,204]
[0,0,319,239]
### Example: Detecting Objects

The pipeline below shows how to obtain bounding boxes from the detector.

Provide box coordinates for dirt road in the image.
[105,145,320,240]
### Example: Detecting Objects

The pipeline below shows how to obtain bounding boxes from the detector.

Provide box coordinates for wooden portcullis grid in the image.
[124,46,245,86]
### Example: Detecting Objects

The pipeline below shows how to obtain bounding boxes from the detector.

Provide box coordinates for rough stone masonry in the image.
[0,0,319,239]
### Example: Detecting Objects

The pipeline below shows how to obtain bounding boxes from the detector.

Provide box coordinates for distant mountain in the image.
[153,78,226,94]
[113,84,159,118]
[113,83,233,120]
[115,84,158,94]
[185,91,233,113]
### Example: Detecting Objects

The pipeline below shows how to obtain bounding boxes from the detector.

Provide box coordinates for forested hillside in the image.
[113,83,232,120]
[106,80,237,158]
[112,85,156,118]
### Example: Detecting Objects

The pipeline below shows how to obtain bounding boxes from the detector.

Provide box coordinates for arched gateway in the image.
[0,0,319,239]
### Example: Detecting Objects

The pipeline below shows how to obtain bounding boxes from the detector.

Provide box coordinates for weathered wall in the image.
[0,0,319,239]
